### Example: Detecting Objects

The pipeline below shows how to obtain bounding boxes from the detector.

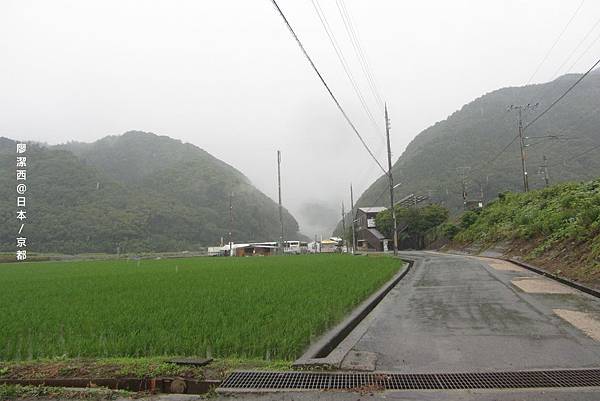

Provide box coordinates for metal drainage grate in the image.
[218,369,600,391]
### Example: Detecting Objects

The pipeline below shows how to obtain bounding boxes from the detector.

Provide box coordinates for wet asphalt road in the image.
[211,251,600,400]
[347,251,600,372]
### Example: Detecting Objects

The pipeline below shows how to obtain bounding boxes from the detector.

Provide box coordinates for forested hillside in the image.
[0,132,302,254]
[354,70,600,214]
[449,178,600,288]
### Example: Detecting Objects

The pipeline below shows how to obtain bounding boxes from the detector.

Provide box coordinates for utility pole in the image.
[540,155,550,187]
[350,183,356,255]
[341,201,347,253]
[277,150,285,255]
[508,104,537,192]
[229,192,234,257]
[385,103,398,256]
[517,107,529,192]
[457,167,471,210]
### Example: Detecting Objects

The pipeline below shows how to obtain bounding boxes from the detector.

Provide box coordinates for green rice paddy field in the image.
[0,254,401,361]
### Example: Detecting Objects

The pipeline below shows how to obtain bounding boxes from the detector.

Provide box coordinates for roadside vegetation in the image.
[375,204,449,248]
[0,383,133,400]
[446,178,600,286]
[0,254,401,361]
[0,356,290,382]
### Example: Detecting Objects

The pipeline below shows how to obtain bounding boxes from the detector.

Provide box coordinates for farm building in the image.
[354,207,390,252]
[210,242,279,256]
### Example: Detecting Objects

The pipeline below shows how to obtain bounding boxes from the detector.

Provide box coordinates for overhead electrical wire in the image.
[336,0,385,111]
[565,27,600,73]
[267,0,387,174]
[309,0,384,140]
[550,15,600,78]
[524,55,600,130]
[524,0,586,86]
[473,54,599,176]
[531,13,600,107]
[549,143,600,167]
[488,134,521,165]
[465,4,590,177]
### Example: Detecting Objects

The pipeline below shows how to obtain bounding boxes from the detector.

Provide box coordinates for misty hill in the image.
[0,131,302,254]
[353,70,600,217]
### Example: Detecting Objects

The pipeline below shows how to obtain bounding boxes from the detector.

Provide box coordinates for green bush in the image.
[440,223,460,240]
[459,211,479,229]
[453,179,600,261]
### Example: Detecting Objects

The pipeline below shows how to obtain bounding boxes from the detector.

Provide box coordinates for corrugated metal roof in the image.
[358,206,387,213]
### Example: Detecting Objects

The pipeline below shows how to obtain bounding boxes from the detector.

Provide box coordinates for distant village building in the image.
[209,242,278,257]
[320,238,341,253]
[235,243,278,256]
[354,207,390,252]
[283,240,309,254]
[209,241,309,256]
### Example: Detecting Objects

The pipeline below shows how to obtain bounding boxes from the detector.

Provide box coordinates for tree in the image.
[375,204,449,249]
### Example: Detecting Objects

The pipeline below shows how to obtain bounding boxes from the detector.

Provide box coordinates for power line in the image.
[532,16,600,107]
[268,0,387,174]
[489,134,520,165]
[551,15,600,79]
[524,56,600,131]
[309,0,384,138]
[565,26,600,73]
[336,0,385,111]
[524,0,586,86]
[549,142,600,167]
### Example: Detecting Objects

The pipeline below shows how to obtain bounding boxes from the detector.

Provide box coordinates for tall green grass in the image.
[0,254,400,361]
[455,179,600,257]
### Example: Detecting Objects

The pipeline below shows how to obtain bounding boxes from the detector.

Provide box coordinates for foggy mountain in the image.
[0,131,304,254]
[349,70,600,222]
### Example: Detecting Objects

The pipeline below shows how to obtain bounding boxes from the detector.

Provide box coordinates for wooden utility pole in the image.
[350,183,356,255]
[229,192,234,257]
[341,201,347,253]
[457,167,471,210]
[277,150,284,255]
[508,104,537,192]
[540,155,550,187]
[385,104,398,255]
[517,107,529,192]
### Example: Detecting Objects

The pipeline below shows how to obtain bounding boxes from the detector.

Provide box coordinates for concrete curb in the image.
[505,258,600,299]
[293,257,414,368]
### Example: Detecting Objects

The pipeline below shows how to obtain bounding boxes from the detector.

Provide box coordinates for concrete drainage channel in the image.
[217,369,600,392]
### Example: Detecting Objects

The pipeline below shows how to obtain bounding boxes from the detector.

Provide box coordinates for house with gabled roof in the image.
[354,207,390,252]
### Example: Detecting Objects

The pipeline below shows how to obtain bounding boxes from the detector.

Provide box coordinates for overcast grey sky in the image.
[2,0,600,236]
